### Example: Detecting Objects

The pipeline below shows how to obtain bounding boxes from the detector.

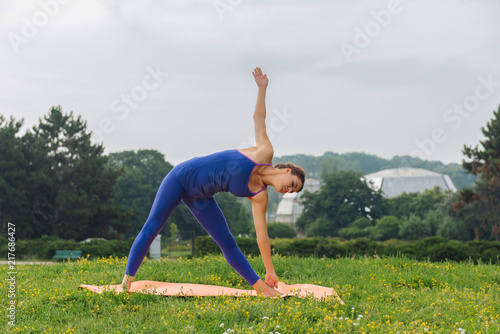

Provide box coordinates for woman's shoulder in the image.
[237,146,273,164]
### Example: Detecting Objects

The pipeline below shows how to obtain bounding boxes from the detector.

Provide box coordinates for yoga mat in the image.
[79,280,344,303]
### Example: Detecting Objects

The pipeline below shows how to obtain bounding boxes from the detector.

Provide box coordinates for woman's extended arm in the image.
[248,190,278,288]
[252,67,273,155]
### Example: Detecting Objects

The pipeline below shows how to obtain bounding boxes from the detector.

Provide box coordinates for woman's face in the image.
[277,169,302,194]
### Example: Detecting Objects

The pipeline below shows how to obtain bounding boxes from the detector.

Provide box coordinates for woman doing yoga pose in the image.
[118,67,305,297]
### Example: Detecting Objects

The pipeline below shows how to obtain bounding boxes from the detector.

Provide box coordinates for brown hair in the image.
[273,162,306,192]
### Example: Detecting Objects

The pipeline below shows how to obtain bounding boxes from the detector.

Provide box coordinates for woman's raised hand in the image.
[253,67,269,88]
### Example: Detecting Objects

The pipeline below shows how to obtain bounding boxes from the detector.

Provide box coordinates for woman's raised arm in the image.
[252,67,273,154]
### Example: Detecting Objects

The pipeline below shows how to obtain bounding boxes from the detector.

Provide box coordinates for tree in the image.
[297,171,387,237]
[371,216,401,241]
[437,217,469,241]
[107,150,174,188]
[306,217,336,237]
[235,206,252,236]
[351,217,372,229]
[0,116,32,237]
[435,192,476,241]
[28,106,130,240]
[107,150,175,237]
[421,209,441,237]
[387,187,447,219]
[320,157,338,177]
[399,213,429,240]
[456,105,500,240]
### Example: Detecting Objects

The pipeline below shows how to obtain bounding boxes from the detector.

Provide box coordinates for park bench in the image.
[52,250,82,261]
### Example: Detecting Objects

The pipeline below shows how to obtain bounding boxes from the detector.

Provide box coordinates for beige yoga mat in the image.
[79,280,344,303]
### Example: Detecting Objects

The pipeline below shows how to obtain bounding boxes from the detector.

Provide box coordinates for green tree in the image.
[0,116,33,237]
[107,149,175,237]
[371,216,401,241]
[306,217,336,237]
[107,150,174,187]
[320,157,338,177]
[435,193,476,241]
[421,209,441,237]
[399,213,431,240]
[273,151,474,189]
[297,171,387,237]
[29,106,130,240]
[456,105,500,240]
[234,206,252,236]
[387,187,447,219]
[437,217,469,241]
[351,217,372,229]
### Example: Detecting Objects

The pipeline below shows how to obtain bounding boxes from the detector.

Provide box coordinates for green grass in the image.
[1,254,499,333]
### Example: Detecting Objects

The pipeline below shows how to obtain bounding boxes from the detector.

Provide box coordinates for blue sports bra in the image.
[173,149,272,199]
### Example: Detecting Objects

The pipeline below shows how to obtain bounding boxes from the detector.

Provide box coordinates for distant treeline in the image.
[0,105,488,243]
[273,152,475,190]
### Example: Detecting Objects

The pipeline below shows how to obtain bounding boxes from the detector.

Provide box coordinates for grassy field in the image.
[1,254,499,333]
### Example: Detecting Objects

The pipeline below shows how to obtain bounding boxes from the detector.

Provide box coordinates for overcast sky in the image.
[1,0,500,166]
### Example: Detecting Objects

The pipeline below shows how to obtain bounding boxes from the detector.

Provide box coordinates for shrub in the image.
[267,222,297,239]
[194,236,500,265]
[0,236,134,260]
[343,238,382,257]
[338,227,371,240]
[273,238,319,257]
[195,236,260,257]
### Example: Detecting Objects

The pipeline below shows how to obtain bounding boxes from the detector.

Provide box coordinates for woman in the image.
[119,67,305,297]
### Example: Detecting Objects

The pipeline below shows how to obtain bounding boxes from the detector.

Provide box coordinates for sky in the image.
[1,0,500,166]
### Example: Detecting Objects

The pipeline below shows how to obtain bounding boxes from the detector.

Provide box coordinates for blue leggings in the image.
[124,171,260,286]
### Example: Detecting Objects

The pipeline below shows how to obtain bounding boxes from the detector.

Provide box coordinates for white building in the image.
[275,178,321,230]
[364,167,457,198]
